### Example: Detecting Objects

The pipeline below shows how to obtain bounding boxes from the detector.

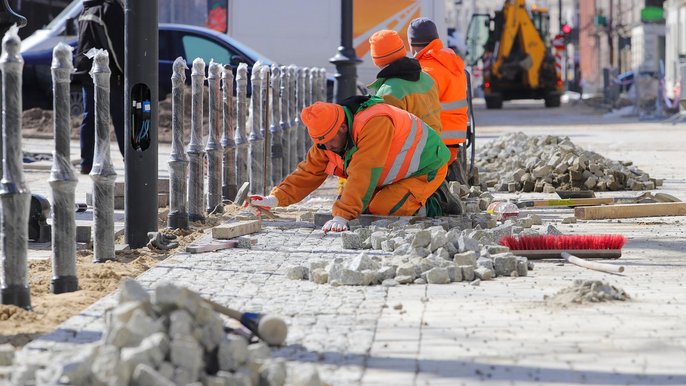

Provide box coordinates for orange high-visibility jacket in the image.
[272,103,450,220]
[414,39,468,146]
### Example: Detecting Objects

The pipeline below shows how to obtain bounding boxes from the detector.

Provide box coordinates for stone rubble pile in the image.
[287,214,556,287]
[477,132,661,192]
[544,279,630,306]
[9,280,322,386]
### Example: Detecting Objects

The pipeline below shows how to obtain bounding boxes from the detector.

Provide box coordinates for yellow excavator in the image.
[466,0,562,109]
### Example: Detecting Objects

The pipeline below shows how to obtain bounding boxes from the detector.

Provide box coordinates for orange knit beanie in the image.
[369,30,407,68]
[300,102,345,144]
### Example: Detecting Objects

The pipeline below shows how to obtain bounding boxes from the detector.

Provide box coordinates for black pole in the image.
[558,0,562,32]
[124,0,159,248]
[329,0,361,103]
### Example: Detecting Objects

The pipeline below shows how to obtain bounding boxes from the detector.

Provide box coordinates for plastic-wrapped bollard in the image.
[206,60,224,214]
[0,26,32,308]
[167,57,189,229]
[49,42,78,293]
[187,58,206,222]
[221,65,237,202]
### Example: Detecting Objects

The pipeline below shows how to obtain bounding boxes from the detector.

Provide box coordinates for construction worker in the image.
[368,29,443,134]
[249,96,451,232]
[407,17,470,185]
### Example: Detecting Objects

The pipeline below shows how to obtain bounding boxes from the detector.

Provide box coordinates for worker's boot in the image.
[445,147,470,186]
[433,181,464,215]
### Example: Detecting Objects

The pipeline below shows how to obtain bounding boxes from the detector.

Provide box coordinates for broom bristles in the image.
[500,234,626,250]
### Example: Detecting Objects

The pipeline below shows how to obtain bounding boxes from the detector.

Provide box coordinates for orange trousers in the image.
[367,164,448,216]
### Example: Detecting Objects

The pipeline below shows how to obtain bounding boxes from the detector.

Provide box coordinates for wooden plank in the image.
[574,202,686,220]
[186,240,238,254]
[212,220,262,240]
[530,197,615,207]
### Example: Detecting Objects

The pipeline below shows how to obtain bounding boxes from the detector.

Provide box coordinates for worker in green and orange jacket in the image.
[248,96,451,233]
[408,17,470,183]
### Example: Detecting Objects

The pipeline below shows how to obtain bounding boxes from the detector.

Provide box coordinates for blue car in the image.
[21,21,279,116]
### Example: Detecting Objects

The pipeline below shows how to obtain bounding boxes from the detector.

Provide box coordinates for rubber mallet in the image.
[205,298,288,346]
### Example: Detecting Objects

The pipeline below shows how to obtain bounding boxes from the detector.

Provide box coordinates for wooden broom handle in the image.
[561,252,625,274]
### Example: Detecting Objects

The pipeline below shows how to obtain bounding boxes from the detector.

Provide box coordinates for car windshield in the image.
[225,37,275,66]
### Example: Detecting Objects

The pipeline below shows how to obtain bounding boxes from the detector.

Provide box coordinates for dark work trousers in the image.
[79,73,125,173]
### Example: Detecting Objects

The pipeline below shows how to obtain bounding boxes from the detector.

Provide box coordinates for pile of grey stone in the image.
[545,279,630,306]
[8,280,320,386]
[477,132,661,192]
[287,214,550,287]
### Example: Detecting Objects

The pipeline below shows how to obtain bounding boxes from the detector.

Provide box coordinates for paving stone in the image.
[487,245,510,254]
[411,230,432,248]
[286,266,309,280]
[169,309,194,338]
[341,231,363,250]
[259,359,287,386]
[118,278,150,304]
[460,265,475,281]
[396,263,418,279]
[348,252,380,272]
[476,257,494,271]
[370,231,387,249]
[311,268,328,284]
[493,254,517,276]
[453,251,477,266]
[218,336,249,372]
[131,363,176,386]
[545,224,563,235]
[170,336,203,372]
[446,265,462,282]
[516,256,529,277]
[0,344,14,367]
[425,268,450,284]
[474,266,494,281]
[562,216,577,224]
[381,279,399,287]
[375,266,396,282]
[395,275,414,284]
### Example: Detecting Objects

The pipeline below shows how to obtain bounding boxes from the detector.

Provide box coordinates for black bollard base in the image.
[168,210,189,230]
[51,275,79,294]
[222,185,238,204]
[1,285,32,310]
[189,214,205,223]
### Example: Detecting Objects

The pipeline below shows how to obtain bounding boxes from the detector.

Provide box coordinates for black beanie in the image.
[408,17,439,46]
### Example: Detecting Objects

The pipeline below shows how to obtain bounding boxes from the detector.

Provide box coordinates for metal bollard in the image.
[167,57,189,229]
[206,61,223,214]
[280,65,291,176]
[49,42,78,293]
[234,63,249,188]
[296,67,307,161]
[90,49,117,263]
[248,62,265,195]
[0,26,31,308]
[269,65,283,186]
[260,65,271,193]
[288,65,299,171]
[305,67,317,149]
[320,68,328,102]
[187,58,205,222]
[221,65,237,202]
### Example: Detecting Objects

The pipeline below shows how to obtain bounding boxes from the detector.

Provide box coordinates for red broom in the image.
[500,234,626,260]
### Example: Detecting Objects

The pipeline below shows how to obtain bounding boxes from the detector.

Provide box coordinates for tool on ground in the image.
[575,202,686,220]
[561,251,625,274]
[500,234,626,260]
[556,190,595,199]
[517,197,614,208]
[234,181,251,206]
[146,232,179,250]
[204,298,288,346]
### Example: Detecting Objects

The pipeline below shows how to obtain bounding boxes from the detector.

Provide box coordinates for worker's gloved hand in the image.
[247,195,278,209]
[322,216,348,233]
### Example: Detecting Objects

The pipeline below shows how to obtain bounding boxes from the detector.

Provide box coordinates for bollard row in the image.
[166,60,327,227]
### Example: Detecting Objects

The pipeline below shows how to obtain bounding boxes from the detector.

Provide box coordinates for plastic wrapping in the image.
[187,58,206,222]
[220,65,237,201]
[269,65,283,186]
[260,65,271,192]
[49,42,78,292]
[206,60,224,213]
[287,65,298,172]
[168,57,189,229]
[279,65,291,177]
[0,25,31,307]
[248,62,265,195]
[296,67,307,163]
[89,48,117,262]
[234,63,249,187]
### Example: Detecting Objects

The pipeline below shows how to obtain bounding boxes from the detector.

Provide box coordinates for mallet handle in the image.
[562,252,625,274]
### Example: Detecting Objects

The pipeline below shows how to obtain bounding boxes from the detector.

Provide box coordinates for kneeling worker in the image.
[249,96,451,232]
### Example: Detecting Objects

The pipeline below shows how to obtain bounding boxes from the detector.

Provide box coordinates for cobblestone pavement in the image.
[14,102,686,385]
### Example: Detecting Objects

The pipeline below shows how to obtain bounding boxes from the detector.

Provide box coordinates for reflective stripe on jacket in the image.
[414,39,468,145]
[272,103,450,220]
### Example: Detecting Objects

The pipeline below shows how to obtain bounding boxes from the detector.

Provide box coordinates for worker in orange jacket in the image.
[408,17,470,184]
[249,96,451,233]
